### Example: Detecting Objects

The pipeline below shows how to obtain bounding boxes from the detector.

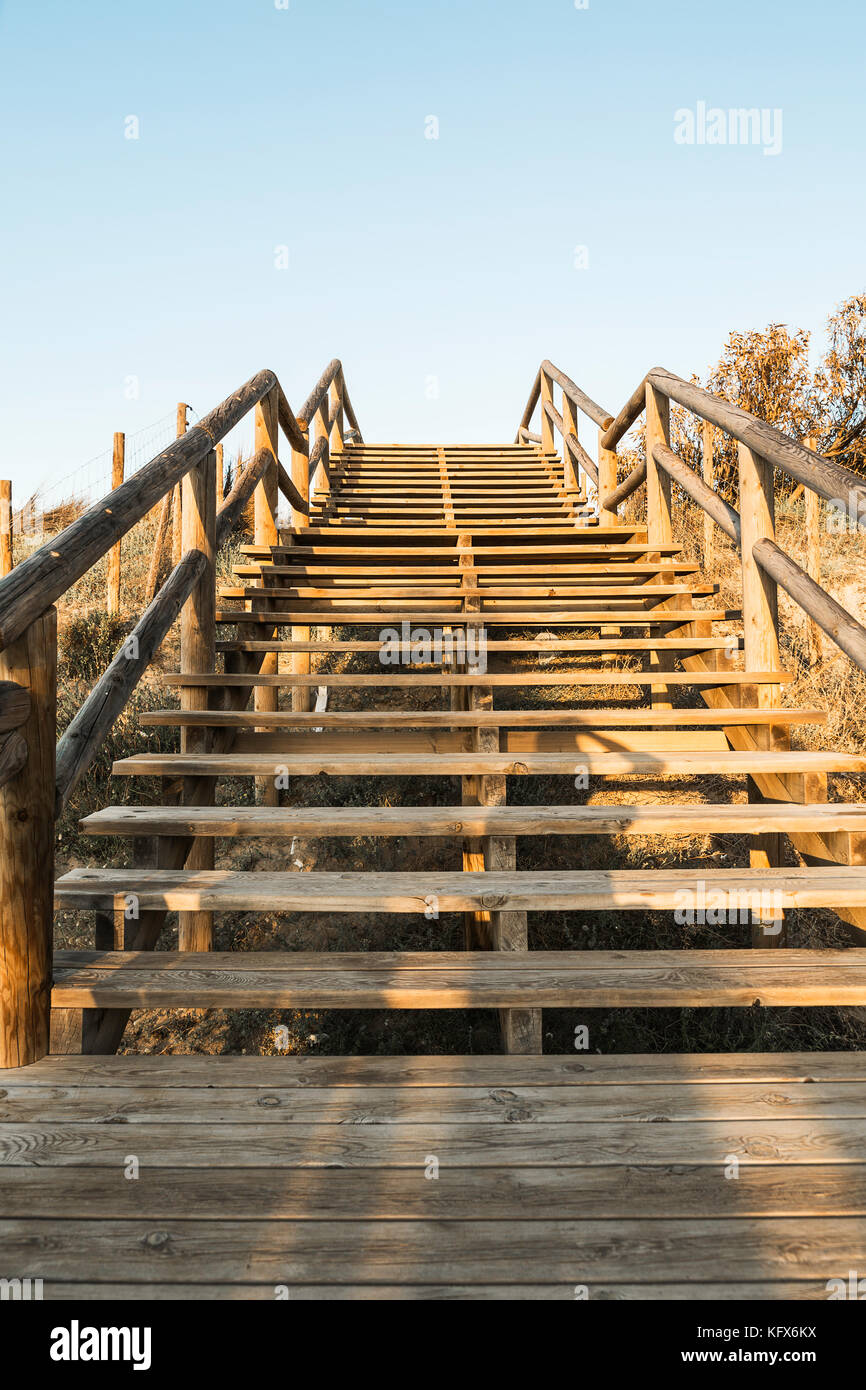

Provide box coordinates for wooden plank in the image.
[6,1083,866,1127]
[24,1281,853,1301]
[81,801,866,839]
[215,608,738,626]
[0,1217,864,1282]
[110,749,859,778]
[162,670,786,688]
[4,1113,866,1166]
[2,1049,860,1086]
[47,946,866,1010]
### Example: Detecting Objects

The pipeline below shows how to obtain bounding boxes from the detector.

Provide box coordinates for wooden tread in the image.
[55,868,866,915]
[81,801,866,838]
[111,749,859,778]
[49,946,866,1007]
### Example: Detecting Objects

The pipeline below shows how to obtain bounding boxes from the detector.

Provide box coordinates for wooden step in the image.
[163,670,789,688]
[111,749,864,778]
[233,564,701,578]
[218,584,719,601]
[215,638,740,654]
[215,608,740,626]
[49,945,866,1008]
[81,801,866,839]
[139,707,821,730]
[242,544,682,560]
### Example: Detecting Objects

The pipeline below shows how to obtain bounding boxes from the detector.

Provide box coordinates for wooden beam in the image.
[0,608,55,1067]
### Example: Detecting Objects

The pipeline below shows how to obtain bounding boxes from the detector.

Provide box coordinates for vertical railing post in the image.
[597,430,618,525]
[179,450,217,951]
[254,387,281,801]
[701,421,715,572]
[0,480,13,577]
[539,368,555,455]
[804,437,822,663]
[737,439,784,946]
[561,393,579,493]
[216,443,224,503]
[329,370,345,456]
[0,608,56,1067]
[171,403,188,568]
[311,393,330,502]
[645,382,675,707]
[107,432,125,614]
[289,427,311,714]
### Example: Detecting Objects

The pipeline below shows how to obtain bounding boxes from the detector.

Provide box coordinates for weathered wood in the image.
[82,800,866,839]
[515,369,541,442]
[541,360,613,431]
[296,359,341,432]
[179,450,217,952]
[602,459,646,512]
[106,433,125,613]
[649,366,866,521]
[55,551,207,816]
[701,420,715,568]
[171,403,188,569]
[48,943,866,1007]
[0,368,277,651]
[0,680,31,732]
[0,731,27,789]
[111,748,861,778]
[163,669,789,689]
[652,441,741,543]
[0,480,12,577]
[253,389,280,801]
[600,374,651,451]
[540,368,555,455]
[0,609,55,1067]
[753,537,866,675]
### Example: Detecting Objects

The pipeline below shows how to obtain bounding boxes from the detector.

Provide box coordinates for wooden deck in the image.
[2,1050,866,1299]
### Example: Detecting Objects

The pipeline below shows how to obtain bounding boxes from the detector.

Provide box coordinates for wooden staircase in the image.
[52,439,866,1044]
[4,359,866,1298]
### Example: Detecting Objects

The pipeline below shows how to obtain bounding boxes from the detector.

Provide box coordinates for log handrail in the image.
[517,357,866,678]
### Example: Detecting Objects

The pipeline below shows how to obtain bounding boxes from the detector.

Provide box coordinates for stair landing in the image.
[3,1050,865,1299]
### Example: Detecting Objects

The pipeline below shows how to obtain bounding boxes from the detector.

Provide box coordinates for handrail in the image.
[541,361,613,432]
[516,354,866,682]
[0,369,278,653]
[54,448,273,814]
[647,368,866,520]
[753,538,866,674]
[600,374,652,452]
[652,443,741,544]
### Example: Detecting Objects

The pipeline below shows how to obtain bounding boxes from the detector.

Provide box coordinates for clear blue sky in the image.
[0,0,863,494]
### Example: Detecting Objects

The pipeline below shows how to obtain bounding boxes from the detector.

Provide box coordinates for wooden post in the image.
[311,394,330,501]
[597,428,618,525]
[179,451,217,951]
[701,421,715,571]
[804,438,822,663]
[645,383,675,707]
[172,404,188,568]
[329,371,345,456]
[561,394,579,493]
[254,387,281,799]
[290,429,311,713]
[106,433,125,614]
[738,439,784,945]
[0,480,12,577]
[0,608,56,1067]
[216,443,224,502]
[540,368,555,455]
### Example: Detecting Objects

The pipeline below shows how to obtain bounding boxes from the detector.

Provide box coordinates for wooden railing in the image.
[519,359,866,675]
[0,359,361,1067]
